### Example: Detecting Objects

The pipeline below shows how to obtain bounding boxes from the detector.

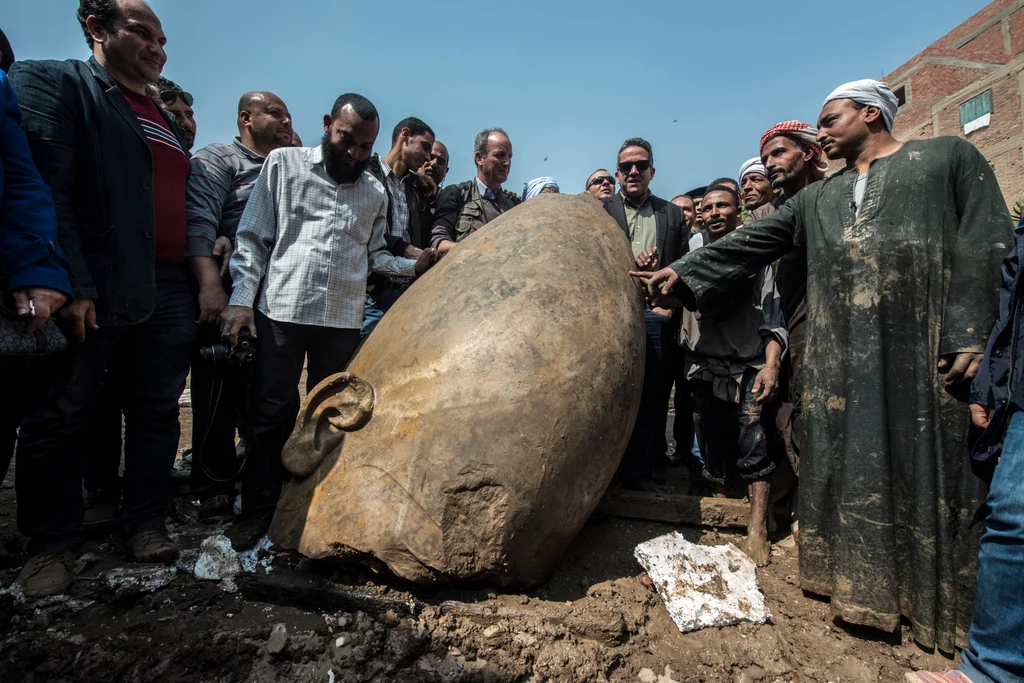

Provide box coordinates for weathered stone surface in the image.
[269,194,645,586]
[266,623,289,655]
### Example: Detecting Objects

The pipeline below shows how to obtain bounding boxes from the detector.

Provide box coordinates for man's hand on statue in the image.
[414,248,438,276]
[635,247,659,273]
[403,244,423,259]
[219,305,255,347]
[629,266,679,299]
[969,403,994,430]
[753,366,780,404]
[938,352,983,385]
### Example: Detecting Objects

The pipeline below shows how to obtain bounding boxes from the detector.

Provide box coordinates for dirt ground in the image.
[0,403,960,682]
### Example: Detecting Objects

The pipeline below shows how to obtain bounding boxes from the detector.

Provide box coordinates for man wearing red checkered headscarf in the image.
[759,120,828,200]
[753,120,829,502]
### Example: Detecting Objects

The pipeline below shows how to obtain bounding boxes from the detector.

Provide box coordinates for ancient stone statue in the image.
[269,193,646,586]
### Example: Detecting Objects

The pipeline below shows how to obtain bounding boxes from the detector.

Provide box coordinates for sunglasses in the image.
[588,175,615,189]
[160,90,194,107]
[617,160,651,174]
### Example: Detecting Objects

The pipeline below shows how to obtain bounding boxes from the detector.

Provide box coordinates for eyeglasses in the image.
[617,160,651,174]
[588,175,615,189]
[160,90,194,107]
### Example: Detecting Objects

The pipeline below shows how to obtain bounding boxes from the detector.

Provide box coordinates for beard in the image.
[321,132,369,184]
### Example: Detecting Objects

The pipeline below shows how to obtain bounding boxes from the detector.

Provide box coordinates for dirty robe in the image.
[668,137,1014,652]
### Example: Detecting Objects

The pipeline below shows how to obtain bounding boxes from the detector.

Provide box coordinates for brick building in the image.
[885,0,1024,207]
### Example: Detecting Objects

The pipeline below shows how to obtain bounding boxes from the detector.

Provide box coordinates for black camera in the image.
[199,326,255,366]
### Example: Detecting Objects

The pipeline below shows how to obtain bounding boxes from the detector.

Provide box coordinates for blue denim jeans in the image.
[360,288,404,339]
[959,407,1024,683]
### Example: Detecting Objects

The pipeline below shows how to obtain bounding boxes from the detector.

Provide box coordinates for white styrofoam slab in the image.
[634,531,770,633]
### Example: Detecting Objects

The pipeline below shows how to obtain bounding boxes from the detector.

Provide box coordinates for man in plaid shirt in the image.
[221,93,436,530]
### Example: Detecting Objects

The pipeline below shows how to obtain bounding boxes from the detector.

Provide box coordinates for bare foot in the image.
[740,532,770,567]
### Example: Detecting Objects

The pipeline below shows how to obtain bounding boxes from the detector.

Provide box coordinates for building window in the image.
[960,90,993,126]
[894,85,907,107]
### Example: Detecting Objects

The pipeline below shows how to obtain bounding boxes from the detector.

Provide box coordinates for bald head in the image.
[237,91,293,155]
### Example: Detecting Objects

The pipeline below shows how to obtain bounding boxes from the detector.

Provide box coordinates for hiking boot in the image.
[83,500,118,529]
[17,551,76,598]
[198,493,235,523]
[128,527,178,564]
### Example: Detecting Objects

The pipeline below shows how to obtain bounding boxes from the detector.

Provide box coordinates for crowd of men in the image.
[0,2,1021,682]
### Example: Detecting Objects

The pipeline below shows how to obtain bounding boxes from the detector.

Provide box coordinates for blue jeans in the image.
[959,408,1024,683]
[360,288,404,339]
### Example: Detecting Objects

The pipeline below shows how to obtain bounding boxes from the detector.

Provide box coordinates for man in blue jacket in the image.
[0,33,73,487]
[0,51,70,332]
[910,219,1024,683]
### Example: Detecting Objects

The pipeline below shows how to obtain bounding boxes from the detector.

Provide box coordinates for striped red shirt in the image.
[120,85,189,263]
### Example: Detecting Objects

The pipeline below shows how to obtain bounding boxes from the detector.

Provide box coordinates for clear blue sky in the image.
[5,0,986,197]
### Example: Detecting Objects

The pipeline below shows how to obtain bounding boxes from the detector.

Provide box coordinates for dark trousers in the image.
[618,309,675,484]
[242,311,360,513]
[15,281,195,554]
[82,355,127,504]
[0,362,28,482]
[691,371,775,485]
[774,319,805,474]
[190,325,248,500]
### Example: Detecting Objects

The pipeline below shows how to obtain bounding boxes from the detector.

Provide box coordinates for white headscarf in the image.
[738,157,766,183]
[523,177,559,201]
[823,79,899,132]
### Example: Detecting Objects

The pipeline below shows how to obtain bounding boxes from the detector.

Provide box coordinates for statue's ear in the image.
[281,373,375,478]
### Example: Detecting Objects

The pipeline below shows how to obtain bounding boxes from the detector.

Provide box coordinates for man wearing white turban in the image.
[523,177,559,201]
[823,78,900,132]
[738,157,775,222]
[634,79,1014,654]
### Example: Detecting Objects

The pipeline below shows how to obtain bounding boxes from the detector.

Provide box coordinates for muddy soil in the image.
[0,406,958,682]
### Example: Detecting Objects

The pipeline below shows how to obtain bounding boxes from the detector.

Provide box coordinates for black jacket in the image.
[970,221,1024,467]
[602,192,686,266]
[366,154,432,254]
[8,56,187,325]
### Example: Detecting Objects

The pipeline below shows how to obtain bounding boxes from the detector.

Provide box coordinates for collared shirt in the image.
[622,191,657,259]
[186,136,266,258]
[476,176,500,199]
[377,156,411,242]
[229,145,416,329]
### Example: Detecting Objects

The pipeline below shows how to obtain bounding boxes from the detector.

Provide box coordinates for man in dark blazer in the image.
[9,0,194,597]
[602,137,686,490]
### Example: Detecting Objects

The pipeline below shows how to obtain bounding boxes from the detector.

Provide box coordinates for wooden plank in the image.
[238,568,423,615]
[595,490,751,528]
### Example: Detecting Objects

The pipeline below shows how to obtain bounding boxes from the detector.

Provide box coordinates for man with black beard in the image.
[220,93,437,535]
